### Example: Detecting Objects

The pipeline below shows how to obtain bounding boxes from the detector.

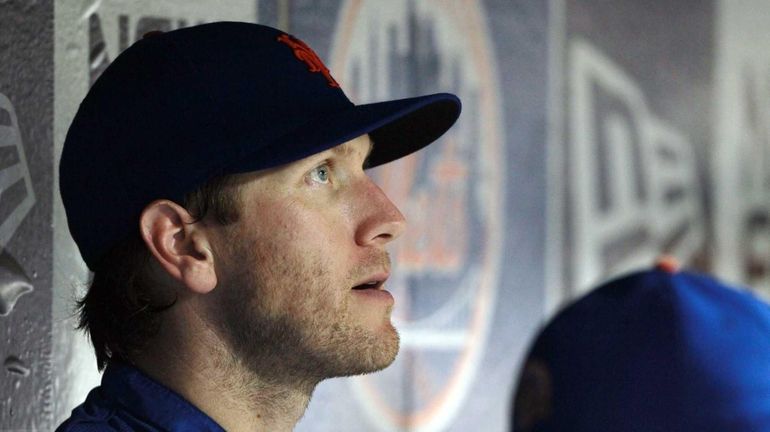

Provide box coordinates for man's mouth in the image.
[352,280,385,291]
[350,273,395,305]
[351,272,388,291]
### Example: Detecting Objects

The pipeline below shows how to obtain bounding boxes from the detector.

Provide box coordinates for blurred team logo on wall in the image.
[330,1,504,430]
[548,38,706,308]
[713,0,770,295]
[0,94,35,317]
[75,1,255,86]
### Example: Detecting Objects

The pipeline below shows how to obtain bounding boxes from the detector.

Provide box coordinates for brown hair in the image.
[76,176,242,370]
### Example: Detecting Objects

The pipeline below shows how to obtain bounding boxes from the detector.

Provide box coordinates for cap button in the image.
[655,255,680,273]
[142,30,164,39]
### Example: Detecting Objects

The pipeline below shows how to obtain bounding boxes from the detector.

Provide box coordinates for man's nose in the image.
[354,178,407,247]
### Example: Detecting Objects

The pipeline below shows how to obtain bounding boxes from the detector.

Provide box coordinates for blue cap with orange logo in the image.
[513,260,770,431]
[60,21,461,270]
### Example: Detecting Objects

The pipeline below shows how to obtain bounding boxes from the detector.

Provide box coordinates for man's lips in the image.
[351,273,389,290]
[351,271,394,306]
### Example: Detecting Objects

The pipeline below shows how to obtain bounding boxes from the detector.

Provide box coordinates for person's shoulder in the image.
[55,404,145,432]
[55,387,130,432]
[55,418,120,432]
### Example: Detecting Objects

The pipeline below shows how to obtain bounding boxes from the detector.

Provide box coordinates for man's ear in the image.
[139,200,217,294]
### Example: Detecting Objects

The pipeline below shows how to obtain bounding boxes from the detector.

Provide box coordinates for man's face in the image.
[206,134,406,381]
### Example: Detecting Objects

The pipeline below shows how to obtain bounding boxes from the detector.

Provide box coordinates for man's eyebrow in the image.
[330,139,374,160]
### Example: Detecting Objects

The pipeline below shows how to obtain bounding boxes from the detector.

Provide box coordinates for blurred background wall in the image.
[0,0,766,430]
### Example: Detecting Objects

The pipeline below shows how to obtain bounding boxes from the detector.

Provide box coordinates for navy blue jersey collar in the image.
[102,362,225,432]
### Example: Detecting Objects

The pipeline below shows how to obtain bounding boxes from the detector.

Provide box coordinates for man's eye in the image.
[309,164,330,184]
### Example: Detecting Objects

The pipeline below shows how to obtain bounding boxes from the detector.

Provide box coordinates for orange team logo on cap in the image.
[277,34,340,88]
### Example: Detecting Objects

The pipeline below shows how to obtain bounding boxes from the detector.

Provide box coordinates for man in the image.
[57,22,460,431]
[512,260,770,432]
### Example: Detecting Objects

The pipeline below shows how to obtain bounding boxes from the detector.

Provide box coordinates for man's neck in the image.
[132,305,317,432]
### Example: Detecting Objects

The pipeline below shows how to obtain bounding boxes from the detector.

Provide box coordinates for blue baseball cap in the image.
[513,267,770,432]
[60,22,461,270]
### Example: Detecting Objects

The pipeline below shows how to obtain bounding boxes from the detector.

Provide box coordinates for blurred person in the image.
[56,22,461,432]
[513,261,770,432]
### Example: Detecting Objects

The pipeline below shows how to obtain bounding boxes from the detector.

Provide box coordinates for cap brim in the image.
[230,92,461,174]
[361,93,462,167]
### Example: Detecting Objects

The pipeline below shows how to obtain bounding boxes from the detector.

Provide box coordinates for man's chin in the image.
[362,325,401,373]
[333,325,400,378]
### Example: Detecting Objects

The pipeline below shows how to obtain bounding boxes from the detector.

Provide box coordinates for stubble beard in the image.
[209,238,400,389]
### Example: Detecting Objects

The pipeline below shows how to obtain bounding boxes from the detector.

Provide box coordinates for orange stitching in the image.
[277,34,340,88]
